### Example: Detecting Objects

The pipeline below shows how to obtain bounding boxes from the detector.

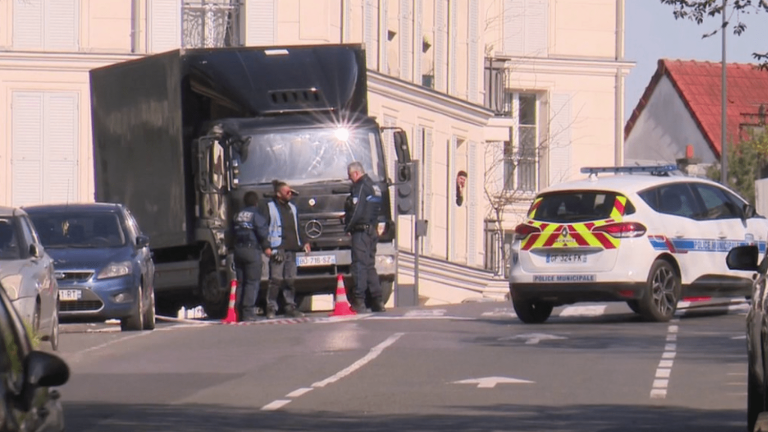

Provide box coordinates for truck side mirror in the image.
[393,130,411,164]
[195,137,213,193]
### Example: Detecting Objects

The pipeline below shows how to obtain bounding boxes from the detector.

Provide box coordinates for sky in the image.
[624,0,768,122]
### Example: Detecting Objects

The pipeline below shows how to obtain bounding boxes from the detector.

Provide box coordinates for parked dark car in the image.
[0,206,59,350]
[24,203,155,332]
[726,245,768,431]
[0,278,69,431]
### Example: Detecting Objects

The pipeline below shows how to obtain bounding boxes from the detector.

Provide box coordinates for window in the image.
[690,184,743,220]
[639,183,699,219]
[503,92,539,192]
[182,0,242,48]
[13,0,79,51]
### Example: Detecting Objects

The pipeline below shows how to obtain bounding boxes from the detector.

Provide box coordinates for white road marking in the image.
[651,324,680,399]
[666,334,677,342]
[481,308,517,317]
[404,309,447,317]
[68,331,153,363]
[285,388,313,398]
[656,369,671,378]
[662,352,676,359]
[659,360,674,368]
[501,333,567,345]
[558,305,606,317]
[260,333,404,411]
[453,376,534,388]
[261,400,291,411]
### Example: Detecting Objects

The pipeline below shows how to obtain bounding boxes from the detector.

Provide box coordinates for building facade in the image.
[0,0,631,304]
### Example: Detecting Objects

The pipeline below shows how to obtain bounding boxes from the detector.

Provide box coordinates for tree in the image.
[706,131,768,203]
[660,0,768,65]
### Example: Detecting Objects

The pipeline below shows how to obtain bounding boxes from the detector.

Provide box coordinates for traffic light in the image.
[397,162,418,216]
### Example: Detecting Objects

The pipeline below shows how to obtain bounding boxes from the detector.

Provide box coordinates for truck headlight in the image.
[97,261,131,279]
[375,255,396,275]
[0,275,21,300]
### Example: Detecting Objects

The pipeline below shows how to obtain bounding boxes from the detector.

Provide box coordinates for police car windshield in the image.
[532,191,635,222]
[237,126,385,185]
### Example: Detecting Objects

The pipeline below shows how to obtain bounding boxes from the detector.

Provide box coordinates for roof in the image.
[624,59,768,158]
[540,173,723,196]
[22,203,122,213]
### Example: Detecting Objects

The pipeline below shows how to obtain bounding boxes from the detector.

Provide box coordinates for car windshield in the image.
[29,212,126,248]
[0,218,20,260]
[236,126,385,185]
[531,191,635,223]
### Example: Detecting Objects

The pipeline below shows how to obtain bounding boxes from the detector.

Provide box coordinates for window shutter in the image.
[149,0,181,52]
[448,1,457,96]
[379,0,388,73]
[435,0,447,91]
[43,93,79,203]
[449,136,458,260]
[549,93,573,185]
[413,0,422,84]
[503,0,524,56]
[45,0,78,51]
[13,0,43,49]
[423,128,433,253]
[245,0,275,46]
[467,141,478,265]
[468,0,479,103]
[526,0,548,56]
[11,93,44,206]
[399,0,412,81]
[364,0,378,69]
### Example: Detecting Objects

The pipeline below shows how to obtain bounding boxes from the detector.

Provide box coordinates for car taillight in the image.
[592,222,647,238]
[514,223,541,240]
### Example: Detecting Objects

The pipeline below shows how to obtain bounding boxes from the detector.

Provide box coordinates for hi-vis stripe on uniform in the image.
[521,196,628,251]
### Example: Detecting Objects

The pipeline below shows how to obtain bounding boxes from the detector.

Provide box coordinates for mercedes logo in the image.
[305,220,323,239]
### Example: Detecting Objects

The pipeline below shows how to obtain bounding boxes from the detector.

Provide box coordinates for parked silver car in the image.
[0,206,59,350]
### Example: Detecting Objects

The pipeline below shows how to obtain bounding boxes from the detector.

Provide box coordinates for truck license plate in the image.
[546,253,587,264]
[296,255,337,267]
[59,289,82,301]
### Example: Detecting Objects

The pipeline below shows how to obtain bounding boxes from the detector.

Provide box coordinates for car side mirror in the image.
[136,235,150,249]
[17,351,69,411]
[744,203,757,219]
[28,244,41,259]
[726,245,760,272]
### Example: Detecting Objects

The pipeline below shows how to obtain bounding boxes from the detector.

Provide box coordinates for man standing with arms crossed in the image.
[233,191,272,322]
[263,180,310,319]
[345,162,386,313]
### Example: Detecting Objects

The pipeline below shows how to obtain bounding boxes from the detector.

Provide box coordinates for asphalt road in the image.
[52,300,749,432]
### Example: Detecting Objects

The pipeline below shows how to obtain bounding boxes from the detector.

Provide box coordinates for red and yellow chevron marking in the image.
[520,195,629,251]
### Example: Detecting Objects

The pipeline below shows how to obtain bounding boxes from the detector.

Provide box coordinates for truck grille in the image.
[301,218,346,241]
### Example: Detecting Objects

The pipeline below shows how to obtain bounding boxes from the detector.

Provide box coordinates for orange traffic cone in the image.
[222,279,239,323]
[329,274,356,316]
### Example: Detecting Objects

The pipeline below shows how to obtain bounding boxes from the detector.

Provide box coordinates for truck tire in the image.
[200,271,228,319]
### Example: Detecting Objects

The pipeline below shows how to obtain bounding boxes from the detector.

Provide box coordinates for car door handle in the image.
[717,232,727,239]
[673,231,685,238]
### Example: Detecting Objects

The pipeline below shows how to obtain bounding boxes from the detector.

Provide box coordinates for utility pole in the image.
[720,0,728,186]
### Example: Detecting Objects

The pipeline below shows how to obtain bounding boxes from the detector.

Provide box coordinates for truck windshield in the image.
[237,126,384,185]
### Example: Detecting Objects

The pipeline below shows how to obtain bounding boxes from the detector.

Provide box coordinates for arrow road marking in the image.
[453,376,534,388]
[500,333,568,345]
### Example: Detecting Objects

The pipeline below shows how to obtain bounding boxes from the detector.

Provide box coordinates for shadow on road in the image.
[63,401,744,432]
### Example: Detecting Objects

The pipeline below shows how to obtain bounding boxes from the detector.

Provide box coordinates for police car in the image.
[509,165,765,324]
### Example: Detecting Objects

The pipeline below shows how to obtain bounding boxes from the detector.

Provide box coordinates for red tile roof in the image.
[625,59,768,158]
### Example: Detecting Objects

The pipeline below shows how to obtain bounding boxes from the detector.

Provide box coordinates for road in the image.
[53,300,749,432]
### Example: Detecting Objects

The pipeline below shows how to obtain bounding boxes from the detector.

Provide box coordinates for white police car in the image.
[509,165,765,324]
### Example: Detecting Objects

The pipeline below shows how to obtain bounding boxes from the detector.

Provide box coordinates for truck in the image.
[89,44,411,318]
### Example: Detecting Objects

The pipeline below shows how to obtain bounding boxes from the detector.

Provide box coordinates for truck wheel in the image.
[121,285,144,331]
[512,298,553,324]
[200,271,228,319]
[638,260,680,322]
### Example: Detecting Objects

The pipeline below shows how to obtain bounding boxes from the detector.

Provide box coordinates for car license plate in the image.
[296,255,337,267]
[59,289,82,301]
[546,253,587,264]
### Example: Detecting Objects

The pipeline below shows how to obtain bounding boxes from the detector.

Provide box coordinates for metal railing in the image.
[182,1,243,48]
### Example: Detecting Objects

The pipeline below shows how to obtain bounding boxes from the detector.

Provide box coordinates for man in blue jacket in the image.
[262,180,311,319]
[233,191,272,322]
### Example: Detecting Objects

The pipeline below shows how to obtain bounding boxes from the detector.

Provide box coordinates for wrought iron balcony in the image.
[182,1,243,48]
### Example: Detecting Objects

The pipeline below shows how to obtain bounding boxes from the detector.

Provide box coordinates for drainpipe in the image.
[614,0,625,165]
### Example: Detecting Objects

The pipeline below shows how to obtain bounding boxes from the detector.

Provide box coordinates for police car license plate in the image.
[296,255,337,267]
[59,289,82,301]
[546,253,587,264]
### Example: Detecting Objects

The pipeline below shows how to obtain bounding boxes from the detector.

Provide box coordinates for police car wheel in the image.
[512,299,553,324]
[638,260,680,322]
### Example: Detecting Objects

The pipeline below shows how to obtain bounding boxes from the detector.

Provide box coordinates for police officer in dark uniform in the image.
[233,191,272,321]
[344,161,386,313]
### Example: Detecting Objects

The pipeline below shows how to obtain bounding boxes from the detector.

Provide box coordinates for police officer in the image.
[233,191,272,321]
[344,161,386,313]
[262,180,310,319]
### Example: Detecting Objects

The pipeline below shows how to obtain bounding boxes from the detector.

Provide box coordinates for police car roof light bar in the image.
[580,165,679,177]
